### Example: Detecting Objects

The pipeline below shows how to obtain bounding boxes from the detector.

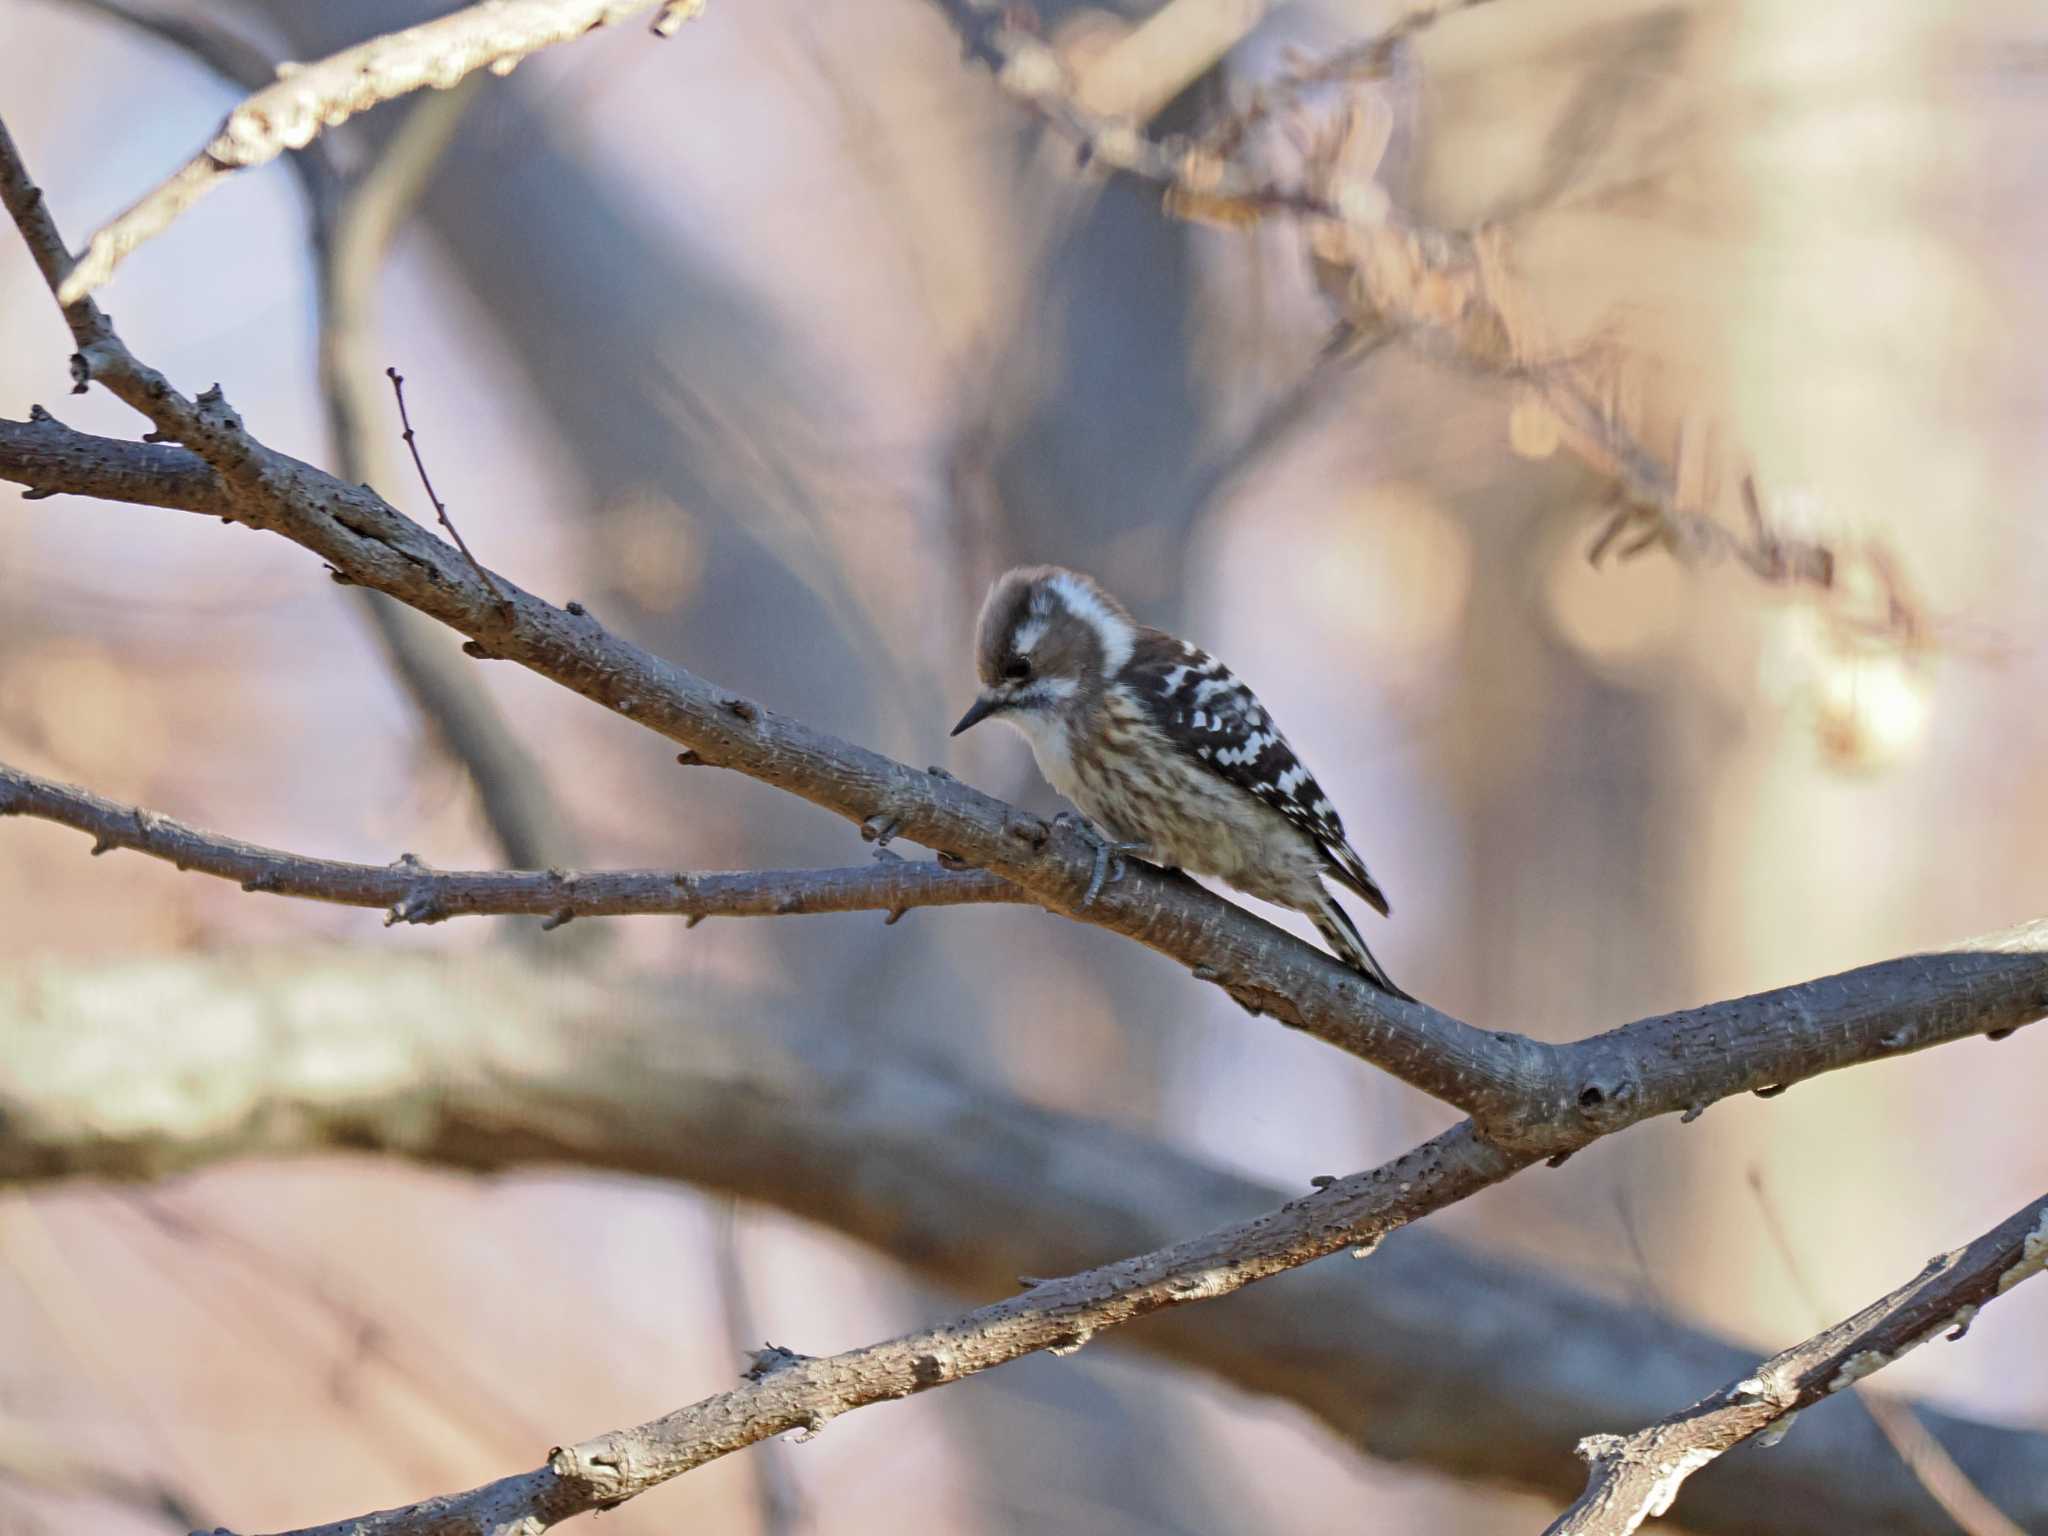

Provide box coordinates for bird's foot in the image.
[1054,813,1150,907]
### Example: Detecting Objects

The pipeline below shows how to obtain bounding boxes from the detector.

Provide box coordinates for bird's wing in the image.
[1121,631,1391,916]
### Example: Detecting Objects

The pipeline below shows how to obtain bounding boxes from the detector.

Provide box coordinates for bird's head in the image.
[951,566,1136,739]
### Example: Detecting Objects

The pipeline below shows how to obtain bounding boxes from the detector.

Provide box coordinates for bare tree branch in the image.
[7,90,2048,1532]
[54,0,676,304]
[0,759,1015,926]
[9,949,2043,1535]
[0,114,1543,1124]
[1745,1167,2030,1536]
[1547,1195,2048,1536]
[1,403,222,508]
[3,405,2043,1158]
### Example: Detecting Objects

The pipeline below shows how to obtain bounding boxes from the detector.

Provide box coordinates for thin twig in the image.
[67,2,574,875]
[385,366,506,605]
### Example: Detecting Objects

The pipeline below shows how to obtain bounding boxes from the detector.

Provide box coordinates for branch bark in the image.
[0,759,1016,926]
[6,68,2048,1536]
[3,408,2043,1156]
[54,0,681,304]
[1547,1195,2048,1535]
[0,910,2039,1533]
[9,949,2045,1536]
[0,109,1542,1126]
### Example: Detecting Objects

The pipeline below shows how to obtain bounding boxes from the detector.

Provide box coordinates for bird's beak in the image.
[950,692,1002,737]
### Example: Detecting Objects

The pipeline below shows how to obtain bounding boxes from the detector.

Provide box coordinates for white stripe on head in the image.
[1046,569,1135,674]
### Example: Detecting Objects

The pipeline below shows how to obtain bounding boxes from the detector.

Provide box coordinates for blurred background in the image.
[2,0,2046,1530]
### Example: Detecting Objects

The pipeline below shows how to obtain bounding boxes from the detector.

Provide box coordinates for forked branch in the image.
[3,115,2045,1152]
[2,56,2046,1536]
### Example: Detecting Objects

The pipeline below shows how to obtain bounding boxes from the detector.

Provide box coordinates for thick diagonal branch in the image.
[1547,1194,2048,1535]
[0,760,1016,926]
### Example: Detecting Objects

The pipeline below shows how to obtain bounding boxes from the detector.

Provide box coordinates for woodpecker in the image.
[951,565,1408,999]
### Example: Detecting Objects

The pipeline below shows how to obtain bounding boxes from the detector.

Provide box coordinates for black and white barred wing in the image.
[1124,632,1391,916]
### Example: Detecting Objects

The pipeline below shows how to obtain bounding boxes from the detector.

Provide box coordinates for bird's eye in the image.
[1001,657,1031,682]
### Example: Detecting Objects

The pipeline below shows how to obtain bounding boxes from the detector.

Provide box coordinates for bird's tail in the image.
[1309,888,1413,1002]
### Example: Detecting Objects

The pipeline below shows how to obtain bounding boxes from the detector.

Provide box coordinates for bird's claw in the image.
[1055,812,1148,908]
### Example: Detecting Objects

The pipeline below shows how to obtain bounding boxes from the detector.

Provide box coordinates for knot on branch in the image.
[1567,1053,1640,1132]
[1728,1370,1795,1410]
[194,381,245,436]
[1003,813,1049,849]
[549,1435,634,1500]
[385,885,444,926]
[742,1342,813,1381]
[1047,1326,1096,1358]
[382,852,445,926]
[1573,1431,1628,1467]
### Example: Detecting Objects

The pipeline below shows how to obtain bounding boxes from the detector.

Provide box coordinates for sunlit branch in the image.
[55,0,685,305]
[1546,1195,2048,1535]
